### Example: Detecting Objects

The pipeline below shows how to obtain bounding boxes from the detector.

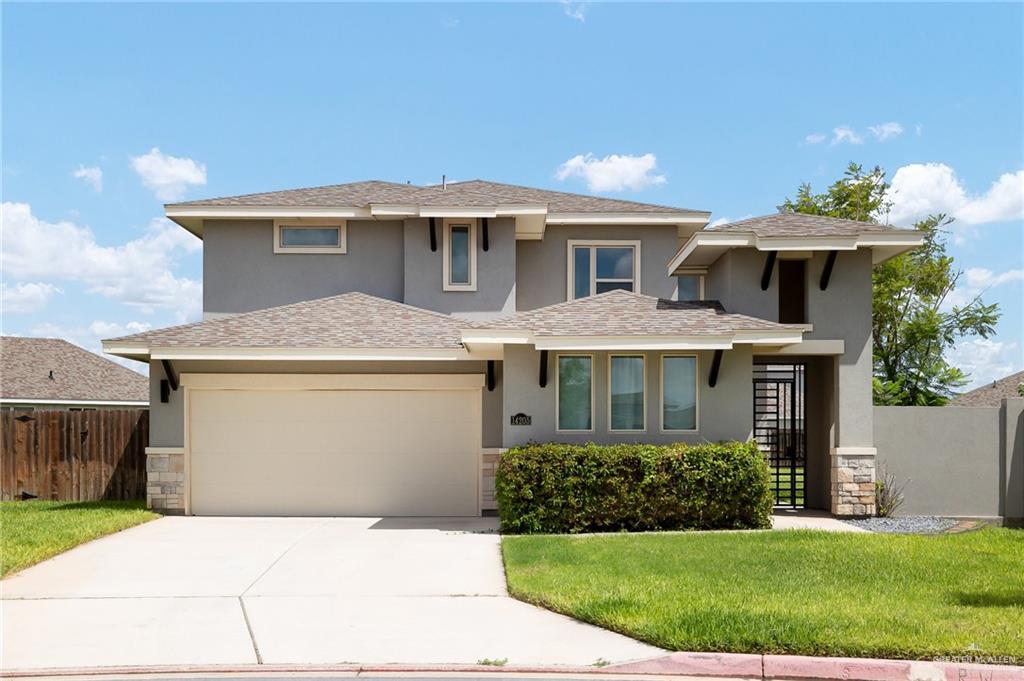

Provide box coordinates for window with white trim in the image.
[443,218,477,291]
[273,220,347,254]
[567,240,641,299]
[609,355,645,431]
[661,355,698,431]
[557,354,593,431]
[676,274,704,301]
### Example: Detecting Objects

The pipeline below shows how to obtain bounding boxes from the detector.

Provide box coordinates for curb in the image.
[3,654,1023,681]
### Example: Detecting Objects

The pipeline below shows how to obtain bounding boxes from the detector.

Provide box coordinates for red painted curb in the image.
[2,656,1022,680]
[605,651,763,677]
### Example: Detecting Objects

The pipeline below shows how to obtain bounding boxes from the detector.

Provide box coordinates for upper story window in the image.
[567,240,641,299]
[676,274,705,301]
[778,259,807,324]
[443,218,477,291]
[273,220,347,254]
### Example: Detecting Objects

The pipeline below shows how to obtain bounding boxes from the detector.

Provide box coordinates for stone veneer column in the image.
[830,447,876,516]
[146,448,186,515]
[481,448,505,511]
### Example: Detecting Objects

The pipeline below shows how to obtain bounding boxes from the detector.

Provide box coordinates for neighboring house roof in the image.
[950,370,1024,407]
[103,292,469,353]
[709,212,910,236]
[0,336,148,404]
[480,289,801,337]
[167,178,704,215]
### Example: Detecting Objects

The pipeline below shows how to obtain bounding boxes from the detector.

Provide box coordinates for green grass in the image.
[1,500,158,577]
[502,528,1024,660]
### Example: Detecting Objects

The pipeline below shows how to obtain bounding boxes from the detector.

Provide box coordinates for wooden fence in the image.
[1,409,148,501]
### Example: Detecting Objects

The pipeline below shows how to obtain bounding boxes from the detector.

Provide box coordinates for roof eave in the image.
[667,231,926,272]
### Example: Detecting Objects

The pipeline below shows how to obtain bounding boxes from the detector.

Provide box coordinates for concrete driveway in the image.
[1,517,660,670]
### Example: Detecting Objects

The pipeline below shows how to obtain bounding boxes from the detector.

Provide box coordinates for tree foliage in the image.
[781,163,1000,405]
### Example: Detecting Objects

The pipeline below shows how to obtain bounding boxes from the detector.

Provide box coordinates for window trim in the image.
[555,353,595,433]
[659,353,700,433]
[442,218,478,292]
[566,240,642,300]
[273,219,347,254]
[608,354,646,433]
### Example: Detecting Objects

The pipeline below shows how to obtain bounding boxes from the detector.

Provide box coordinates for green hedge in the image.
[495,441,773,534]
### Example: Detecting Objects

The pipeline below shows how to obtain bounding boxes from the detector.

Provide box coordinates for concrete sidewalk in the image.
[1,516,660,670]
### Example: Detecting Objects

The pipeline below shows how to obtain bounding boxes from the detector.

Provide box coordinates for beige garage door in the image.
[187,380,481,516]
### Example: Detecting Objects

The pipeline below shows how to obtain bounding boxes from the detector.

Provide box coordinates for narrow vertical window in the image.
[610,355,645,431]
[573,246,591,299]
[443,219,477,291]
[557,355,593,431]
[662,355,697,431]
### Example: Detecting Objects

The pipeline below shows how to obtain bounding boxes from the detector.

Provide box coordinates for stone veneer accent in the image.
[481,448,505,510]
[146,448,186,515]
[830,448,876,516]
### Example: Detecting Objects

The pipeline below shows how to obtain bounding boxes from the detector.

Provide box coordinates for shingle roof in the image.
[168,178,707,215]
[710,212,913,236]
[481,289,800,337]
[0,336,148,403]
[105,292,469,349]
[950,371,1024,407]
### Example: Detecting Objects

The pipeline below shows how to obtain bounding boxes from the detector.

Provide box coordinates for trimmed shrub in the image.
[495,441,773,534]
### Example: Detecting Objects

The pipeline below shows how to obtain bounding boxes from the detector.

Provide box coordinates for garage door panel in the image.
[188,386,480,517]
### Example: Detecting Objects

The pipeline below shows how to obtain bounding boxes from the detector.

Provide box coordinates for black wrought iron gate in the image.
[753,363,806,507]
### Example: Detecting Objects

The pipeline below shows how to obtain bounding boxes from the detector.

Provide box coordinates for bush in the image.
[496,441,773,534]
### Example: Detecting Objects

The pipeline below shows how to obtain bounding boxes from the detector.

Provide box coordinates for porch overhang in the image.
[460,328,806,352]
[667,230,926,272]
[102,343,474,363]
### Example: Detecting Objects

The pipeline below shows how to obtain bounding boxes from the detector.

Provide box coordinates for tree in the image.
[780,163,1000,405]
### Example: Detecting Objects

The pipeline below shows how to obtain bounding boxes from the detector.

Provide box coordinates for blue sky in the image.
[3,2,1022,387]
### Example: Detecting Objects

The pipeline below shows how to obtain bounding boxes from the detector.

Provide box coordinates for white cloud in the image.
[944,267,1024,310]
[707,214,753,229]
[804,133,827,145]
[562,0,587,22]
[72,165,103,192]
[946,338,1023,390]
[25,321,151,375]
[884,163,1024,227]
[869,121,904,142]
[130,147,207,201]
[555,153,666,192]
[1,282,62,313]
[1,202,202,322]
[830,126,864,145]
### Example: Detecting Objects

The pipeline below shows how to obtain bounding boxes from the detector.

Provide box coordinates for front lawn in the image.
[502,528,1024,660]
[0,500,158,577]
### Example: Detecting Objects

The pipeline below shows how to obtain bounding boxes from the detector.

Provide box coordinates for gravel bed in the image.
[842,516,958,534]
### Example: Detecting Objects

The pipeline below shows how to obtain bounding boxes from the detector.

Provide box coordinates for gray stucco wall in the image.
[502,344,754,447]
[873,402,1024,520]
[708,248,874,447]
[149,360,502,450]
[402,218,516,319]
[203,219,405,314]
[515,225,680,311]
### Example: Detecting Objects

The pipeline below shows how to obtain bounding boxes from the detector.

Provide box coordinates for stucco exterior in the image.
[515,225,680,311]
[202,219,405,315]
[501,345,754,447]
[403,218,517,319]
[707,248,874,448]
[874,400,1024,522]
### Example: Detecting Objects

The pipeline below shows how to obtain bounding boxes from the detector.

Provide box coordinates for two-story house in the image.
[102,180,923,518]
